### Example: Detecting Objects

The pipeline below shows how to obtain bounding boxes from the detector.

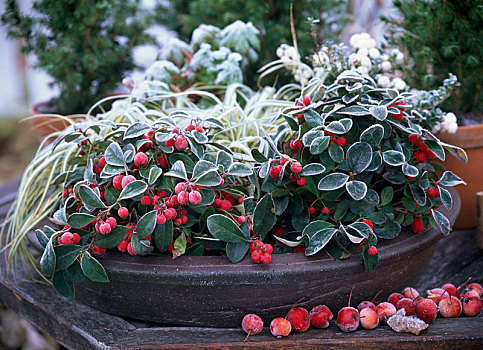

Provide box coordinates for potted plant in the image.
[1,30,466,327]
[382,0,483,228]
[1,0,152,135]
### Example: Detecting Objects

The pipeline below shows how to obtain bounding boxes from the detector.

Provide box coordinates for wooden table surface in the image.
[0,179,482,350]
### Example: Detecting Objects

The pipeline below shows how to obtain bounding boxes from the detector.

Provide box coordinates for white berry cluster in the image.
[432,112,458,134]
[276,44,312,85]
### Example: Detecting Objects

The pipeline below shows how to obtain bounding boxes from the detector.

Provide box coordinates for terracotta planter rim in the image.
[438,123,483,150]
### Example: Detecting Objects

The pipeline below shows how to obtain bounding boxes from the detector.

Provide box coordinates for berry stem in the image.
[457,276,472,291]
[285,297,305,319]
[348,287,354,307]
[371,289,383,303]
[243,329,251,342]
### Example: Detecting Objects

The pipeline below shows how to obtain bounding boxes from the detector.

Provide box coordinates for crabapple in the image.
[388,293,404,306]
[309,305,333,328]
[462,296,483,317]
[438,296,462,318]
[242,314,263,340]
[337,307,360,332]
[360,308,379,330]
[357,301,375,312]
[287,307,310,333]
[415,298,438,323]
[402,287,419,299]
[375,302,396,323]
[467,283,483,296]
[396,298,416,316]
[427,288,446,303]
[270,317,291,338]
[441,283,458,297]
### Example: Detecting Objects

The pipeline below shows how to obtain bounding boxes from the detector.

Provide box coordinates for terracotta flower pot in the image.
[29,102,85,137]
[438,123,483,228]
[75,192,460,327]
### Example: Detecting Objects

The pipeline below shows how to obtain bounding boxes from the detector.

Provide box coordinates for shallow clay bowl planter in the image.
[76,191,460,327]
[30,102,86,137]
[438,123,483,228]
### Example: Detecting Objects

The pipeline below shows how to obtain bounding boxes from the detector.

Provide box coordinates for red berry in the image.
[118,239,128,252]
[99,222,111,235]
[127,242,136,255]
[297,177,306,186]
[337,307,360,332]
[290,162,302,174]
[113,175,124,190]
[368,245,377,255]
[408,134,420,144]
[186,124,195,131]
[251,250,262,263]
[392,111,404,121]
[308,206,315,214]
[418,141,428,152]
[121,175,136,188]
[72,233,81,245]
[177,191,189,205]
[426,149,436,159]
[157,155,168,168]
[415,298,438,323]
[260,253,272,264]
[309,305,333,328]
[411,217,424,233]
[195,126,203,133]
[387,293,404,306]
[118,207,129,219]
[237,216,246,224]
[165,138,175,148]
[263,243,273,254]
[189,190,202,205]
[273,226,284,237]
[141,195,152,206]
[359,308,379,329]
[396,298,416,316]
[106,217,117,229]
[220,200,232,212]
[336,137,346,147]
[287,307,310,333]
[362,219,373,230]
[303,95,311,106]
[91,245,106,256]
[321,207,330,214]
[99,157,107,168]
[375,302,396,324]
[174,135,188,150]
[269,165,283,178]
[134,152,149,168]
[413,151,427,163]
[156,214,167,224]
[60,232,75,245]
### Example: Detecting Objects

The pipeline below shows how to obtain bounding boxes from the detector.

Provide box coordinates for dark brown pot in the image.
[29,101,85,137]
[76,191,460,327]
[438,123,483,229]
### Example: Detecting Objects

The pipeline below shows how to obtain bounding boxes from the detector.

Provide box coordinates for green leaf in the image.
[68,213,96,229]
[104,186,120,205]
[302,129,322,147]
[164,160,188,180]
[373,220,401,239]
[339,105,371,116]
[136,210,157,239]
[274,196,289,215]
[253,194,276,238]
[300,163,325,176]
[364,189,380,205]
[104,142,125,167]
[318,173,349,191]
[383,150,405,166]
[227,162,252,176]
[192,160,218,180]
[325,120,346,134]
[380,186,394,206]
[302,220,334,240]
[346,142,372,173]
[207,214,248,242]
[36,229,49,248]
[226,241,250,263]
[305,227,338,256]
[154,221,173,252]
[40,239,56,276]
[369,105,388,121]
[173,232,187,257]
[410,184,427,206]
[283,114,299,131]
[328,142,344,162]
[360,125,384,146]
[100,164,124,178]
[402,163,419,177]
[78,185,105,209]
[304,110,324,127]
[346,181,368,200]
[148,166,163,185]
[119,180,148,200]
[52,271,75,298]
[54,245,83,271]
[251,149,268,163]
[216,150,233,169]
[310,136,331,155]
[195,171,222,186]
[81,252,109,282]
[439,171,466,187]
[130,232,154,256]
[440,142,467,163]
[425,140,445,161]
[124,122,150,140]
[439,186,453,210]
[431,210,451,236]
[95,226,130,249]
[192,130,209,143]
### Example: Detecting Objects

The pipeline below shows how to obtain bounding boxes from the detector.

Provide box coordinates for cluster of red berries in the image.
[389,100,406,121]
[242,279,482,340]
[326,131,346,147]
[174,181,202,205]
[294,95,311,120]
[269,159,306,186]
[58,224,81,246]
[186,123,204,133]
[165,129,189,151]
[249,240,273,264]
[408,133,436,162]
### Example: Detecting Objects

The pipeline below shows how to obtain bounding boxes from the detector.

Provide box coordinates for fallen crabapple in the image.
[357,301,375,312]
[387,292,404,307]
[467,283,483,296]
[242,314,263,341]
[461,296,483,317]
[375,302,396,324]
[270,317,291,338]
[441,283,458,297]
[309,305,333,329]
[337,288,360,332]
[359,307,379,330]
[415,298,438,323]
[287,307,310,333]
[438,295,462,318]
[396,298,416,316]
[426,288,446,303]
[402,287,420,299]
